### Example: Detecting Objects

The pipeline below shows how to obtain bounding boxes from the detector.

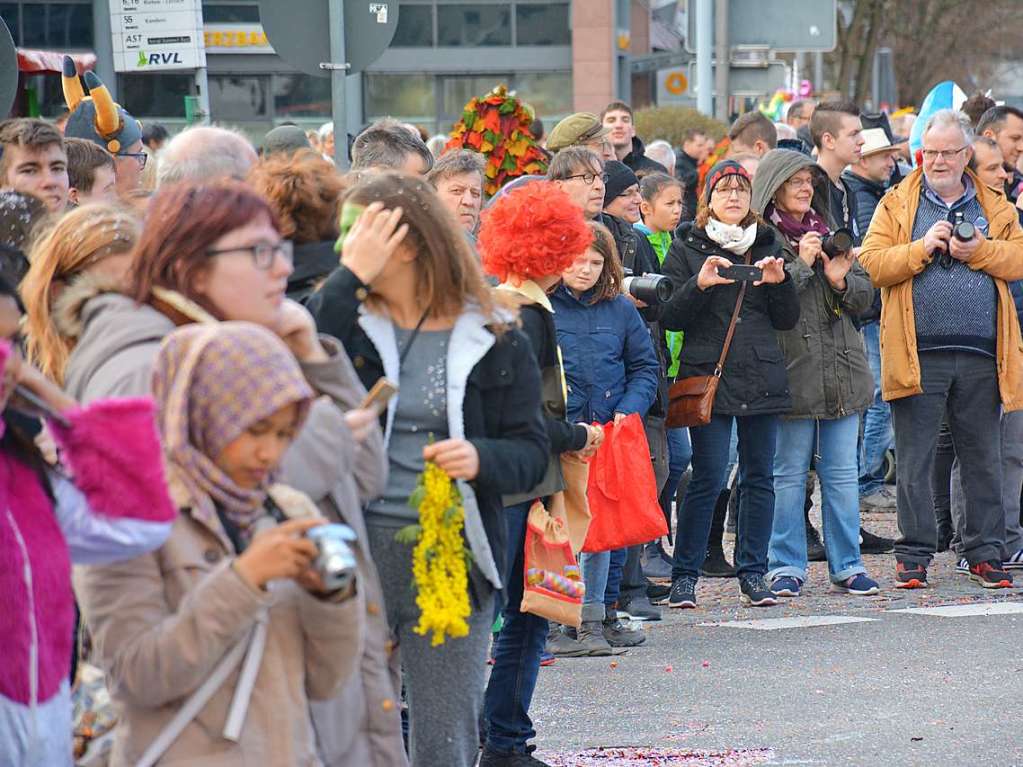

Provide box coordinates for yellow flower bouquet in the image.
[396,461,472,646]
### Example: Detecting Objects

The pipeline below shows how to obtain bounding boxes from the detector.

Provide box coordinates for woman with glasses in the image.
[658,160,798,610]
[751,149,878,599]
[59,180,384,513]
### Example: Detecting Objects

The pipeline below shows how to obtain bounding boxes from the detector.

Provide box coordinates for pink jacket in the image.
[0,398,176,767]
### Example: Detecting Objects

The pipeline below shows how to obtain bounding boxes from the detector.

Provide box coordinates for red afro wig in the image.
[478,181,593,284]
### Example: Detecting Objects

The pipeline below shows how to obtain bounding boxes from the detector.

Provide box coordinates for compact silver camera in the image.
[307,523,358,594]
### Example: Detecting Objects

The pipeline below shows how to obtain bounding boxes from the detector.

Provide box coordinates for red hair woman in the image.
[476,180,602,765]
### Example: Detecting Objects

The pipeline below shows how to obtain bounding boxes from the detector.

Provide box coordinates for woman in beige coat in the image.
[76,323,366,766]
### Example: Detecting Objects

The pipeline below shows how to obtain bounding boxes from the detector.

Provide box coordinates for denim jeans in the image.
[768,415,867,583]
[671,413,778,579]
[890,351,1004,566]
[858,322,893,497]
[660,427,693,534]
[483,501,548,756]
[580,548,628,621]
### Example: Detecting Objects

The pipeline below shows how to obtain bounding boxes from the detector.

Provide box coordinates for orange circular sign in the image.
[665,72,688,95]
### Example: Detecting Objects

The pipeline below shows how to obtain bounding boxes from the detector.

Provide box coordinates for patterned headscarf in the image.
[152,322,314,539]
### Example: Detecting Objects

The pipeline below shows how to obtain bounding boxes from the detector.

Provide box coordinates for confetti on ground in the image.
[541,747,775,766]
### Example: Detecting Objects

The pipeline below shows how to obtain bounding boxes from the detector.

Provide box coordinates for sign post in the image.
[327,0,349,169]
[260,0,398,161]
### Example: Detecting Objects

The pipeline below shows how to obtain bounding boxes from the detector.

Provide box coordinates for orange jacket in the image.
[859,168,1023,409]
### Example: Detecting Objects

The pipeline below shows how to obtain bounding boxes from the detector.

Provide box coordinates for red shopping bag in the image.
[581,413,667,553]
[520,500,585,627]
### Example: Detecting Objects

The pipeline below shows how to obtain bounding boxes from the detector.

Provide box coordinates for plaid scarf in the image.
[152,322,313,541]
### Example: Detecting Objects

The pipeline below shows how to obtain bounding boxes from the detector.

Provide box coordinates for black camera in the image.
[952,212,975,242]
[622,268,673,304]
[821,227,855,258]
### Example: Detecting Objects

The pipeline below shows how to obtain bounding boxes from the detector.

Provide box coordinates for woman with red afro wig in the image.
[475,180,604,763]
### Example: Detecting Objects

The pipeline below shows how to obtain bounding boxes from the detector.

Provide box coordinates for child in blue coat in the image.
[550,221,660,656]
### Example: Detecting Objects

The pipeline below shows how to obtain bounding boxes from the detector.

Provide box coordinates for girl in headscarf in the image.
[75,322,366,767]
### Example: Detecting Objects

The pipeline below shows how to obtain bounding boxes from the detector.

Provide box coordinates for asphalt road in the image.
[528,510,1023,767]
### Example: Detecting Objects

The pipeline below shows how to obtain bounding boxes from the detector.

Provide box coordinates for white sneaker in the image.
[860,487,897,511]
[955,557,970,574]
[1004,549,1023,570]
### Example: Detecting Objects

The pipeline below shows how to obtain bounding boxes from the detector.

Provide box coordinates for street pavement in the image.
[529,508,1023,766]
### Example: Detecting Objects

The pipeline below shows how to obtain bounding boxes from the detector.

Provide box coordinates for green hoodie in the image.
[635,222,683,377]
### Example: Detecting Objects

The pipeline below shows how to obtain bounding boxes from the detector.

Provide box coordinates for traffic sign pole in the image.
[695,0,713,116]
[327,0,349,170]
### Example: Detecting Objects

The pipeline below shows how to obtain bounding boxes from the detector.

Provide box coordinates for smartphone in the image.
[719,264,763,282]
[359,378,398,412]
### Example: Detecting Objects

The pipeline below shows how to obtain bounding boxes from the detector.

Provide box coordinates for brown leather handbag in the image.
[666,267,750,429]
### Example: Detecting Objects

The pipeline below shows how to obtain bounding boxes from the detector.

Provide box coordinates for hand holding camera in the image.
[948,214,981,263]
[234,517,325,591]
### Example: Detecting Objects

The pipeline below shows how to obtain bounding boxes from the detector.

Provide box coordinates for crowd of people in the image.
[3,54,1023,767]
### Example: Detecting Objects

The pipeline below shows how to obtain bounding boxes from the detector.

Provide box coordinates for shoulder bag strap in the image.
[713,251,753,377]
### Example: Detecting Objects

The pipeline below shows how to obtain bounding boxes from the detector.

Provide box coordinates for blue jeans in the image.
[483,501,548,756]
[768,415,867,583]
[671,413,778,579]
[580,547,628,621]
[659,428,693,533]
[858,323,893,497]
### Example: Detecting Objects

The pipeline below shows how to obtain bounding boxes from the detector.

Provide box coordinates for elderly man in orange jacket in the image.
[860,108,1023,591]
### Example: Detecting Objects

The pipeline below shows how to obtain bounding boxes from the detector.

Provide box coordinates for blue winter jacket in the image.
[550,285,661,425]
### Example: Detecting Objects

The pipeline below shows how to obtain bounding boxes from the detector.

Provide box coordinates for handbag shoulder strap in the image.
[714,251,752,376]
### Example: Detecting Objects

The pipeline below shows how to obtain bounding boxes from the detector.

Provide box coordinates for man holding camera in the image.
[860,109,1023,590]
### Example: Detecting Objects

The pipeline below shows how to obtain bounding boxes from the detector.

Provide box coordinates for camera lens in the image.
[953,221,975,242]
[822,227,854,258]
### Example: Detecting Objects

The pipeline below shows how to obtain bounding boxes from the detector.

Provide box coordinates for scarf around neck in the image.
[767,203,829,248]
[704,217,758,255]
[152,322,314,543]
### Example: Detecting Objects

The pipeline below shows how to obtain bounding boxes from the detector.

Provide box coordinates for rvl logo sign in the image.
[136,50,185,66]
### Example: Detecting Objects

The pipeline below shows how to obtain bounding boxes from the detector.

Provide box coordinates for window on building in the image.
[21,2,93,49]
[0,5,18,43]
[392,3,432,47]
[436,3,510,47]
[515,2,569,46]
[203,3,260,23]
[514,72,572,122]
[442,75,507,118]
[209,74,269,121]
[364,73,436,134]
[273,74,331,119]
[119,74,193,118]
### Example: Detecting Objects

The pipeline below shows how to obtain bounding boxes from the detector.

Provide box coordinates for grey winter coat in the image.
[751,149,874,420]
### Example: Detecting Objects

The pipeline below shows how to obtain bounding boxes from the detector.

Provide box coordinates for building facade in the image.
[2,0,649,140]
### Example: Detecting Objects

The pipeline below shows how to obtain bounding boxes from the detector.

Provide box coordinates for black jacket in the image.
[674,149,700,224]
[841,170,887,245]
[622,136,667,177]
[308,266,550,598]
[600,212,669,417]
[518,302,589,454]
[660,223,800,416]
[287,240,340,305]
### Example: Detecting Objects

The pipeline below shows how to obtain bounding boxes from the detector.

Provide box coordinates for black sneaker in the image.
[666,575,698,608]
[701,547,737,578]
[969,560,1014,589]
[738,574,779,607]
[859,527,894,554]
[479,748,552,767]
[806,521,826,562]
[894,561,927,589]
[646,581,671,601]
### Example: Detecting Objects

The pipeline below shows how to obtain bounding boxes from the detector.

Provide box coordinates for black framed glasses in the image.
[565,171,609,185]
[921,146,967,163]
[116,151,148,168]
[206,240,294,270]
